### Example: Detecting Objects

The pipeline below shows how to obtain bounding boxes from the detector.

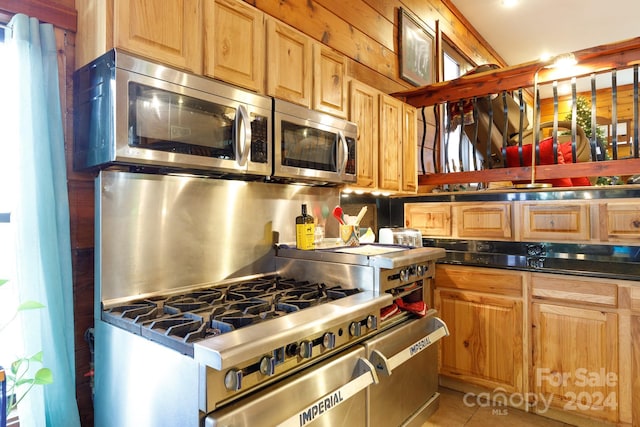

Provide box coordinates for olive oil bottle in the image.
[295,204,315,250]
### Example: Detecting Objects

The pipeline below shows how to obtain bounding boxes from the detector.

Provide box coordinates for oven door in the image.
[204,346,377,427]
[364,311,449,427]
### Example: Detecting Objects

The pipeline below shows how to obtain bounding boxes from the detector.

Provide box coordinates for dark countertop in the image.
[425,239,640,281]
[439,250,640,281]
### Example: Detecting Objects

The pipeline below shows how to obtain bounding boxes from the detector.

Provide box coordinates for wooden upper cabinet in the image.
[349,80,379,190]
[266,18,312,107]
[402,104,418,193]
[312,44,347,118]
[347,82,416,195]
[455,202,512,239]
[378,94,403,192]
[517,201,590,241]
[404,203,451,237]
[114,0,203,73]
[598,200,640,242]
[405,201,511,239]
[204,0,265,92]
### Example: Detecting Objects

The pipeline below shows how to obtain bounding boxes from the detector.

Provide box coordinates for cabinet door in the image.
[204,0,264,92]
[518,201,590,241]
[266,18,312,107]
[531,303,618,422]
[313,44,347,118]
[348,80,379,190]
[114,0,202,73]
[404,203,451,237]
[402,104,418,193]
[378,94,403,192]
[455,202,512,239]
[435,289,523,393]
[598,200,640,242]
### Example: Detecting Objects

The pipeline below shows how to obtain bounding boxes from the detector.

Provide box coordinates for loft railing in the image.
[393,37,640,189]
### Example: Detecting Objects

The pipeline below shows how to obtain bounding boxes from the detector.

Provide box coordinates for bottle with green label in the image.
[296,204,315,250]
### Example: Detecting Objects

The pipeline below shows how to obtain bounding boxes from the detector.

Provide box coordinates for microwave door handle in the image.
[369,317,449,376]
[235,104,251,167]
[275,357,378,427]
[337,131,348,174]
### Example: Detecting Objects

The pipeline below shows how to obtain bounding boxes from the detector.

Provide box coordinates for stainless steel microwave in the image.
[273,99,357,185]
[74,50,272,177]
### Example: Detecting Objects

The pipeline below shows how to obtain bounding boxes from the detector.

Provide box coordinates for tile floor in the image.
[422,388,576,427]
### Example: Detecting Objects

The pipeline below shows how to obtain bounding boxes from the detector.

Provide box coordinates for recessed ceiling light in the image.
[502,0,517,7]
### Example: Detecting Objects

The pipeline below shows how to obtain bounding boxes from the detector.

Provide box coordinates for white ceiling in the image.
[449,0,640,66]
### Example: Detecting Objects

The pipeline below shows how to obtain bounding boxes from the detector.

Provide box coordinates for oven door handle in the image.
[275,357,378,427]
[369,316,449,376]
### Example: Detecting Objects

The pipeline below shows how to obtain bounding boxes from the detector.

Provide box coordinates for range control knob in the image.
[322,332,336,349]
[349,321,362,337]
[366,315,377,330]
[259,355,276,376]
[285,343,299,357]
[416,265,425,277]
[400,268,409,282]
[224,369,243,391]
[298,340,313,359]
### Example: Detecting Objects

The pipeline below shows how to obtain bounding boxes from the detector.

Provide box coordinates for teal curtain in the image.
[6,14,81,427]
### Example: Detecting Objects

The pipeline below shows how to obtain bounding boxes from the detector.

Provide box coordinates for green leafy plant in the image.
[0,279,53,417]
[563,96,614,184]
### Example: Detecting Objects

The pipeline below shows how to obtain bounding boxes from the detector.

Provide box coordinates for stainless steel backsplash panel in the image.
[96,170,340,304]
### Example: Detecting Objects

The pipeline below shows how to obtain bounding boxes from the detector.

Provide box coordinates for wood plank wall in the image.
[246,0,505,94]
[1,0,500,425]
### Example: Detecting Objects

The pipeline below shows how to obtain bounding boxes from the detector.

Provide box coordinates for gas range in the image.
[102,276,364,356]
[92,171,448,427]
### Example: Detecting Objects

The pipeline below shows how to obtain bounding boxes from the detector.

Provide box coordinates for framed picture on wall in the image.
[398,8,435,86]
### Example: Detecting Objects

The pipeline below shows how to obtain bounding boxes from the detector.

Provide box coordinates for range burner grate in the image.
[102,276,361,355]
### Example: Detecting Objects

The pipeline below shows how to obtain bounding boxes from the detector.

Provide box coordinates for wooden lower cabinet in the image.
[435,265,525,393]
[436,289,524,393]
[435,265,636,425]
[633,315,640,424]
[531,302,619,422]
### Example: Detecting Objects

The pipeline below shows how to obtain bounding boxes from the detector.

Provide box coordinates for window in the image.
[441,42,484,178]
[0,24,24,372]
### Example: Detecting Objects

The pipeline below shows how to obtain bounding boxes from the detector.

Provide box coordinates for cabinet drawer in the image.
[519,201,590,241]
[531,273,618,307]
[436,265,524,297]
[454,202,512,239]
[404,203,451,237]
[599,201,640,241]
